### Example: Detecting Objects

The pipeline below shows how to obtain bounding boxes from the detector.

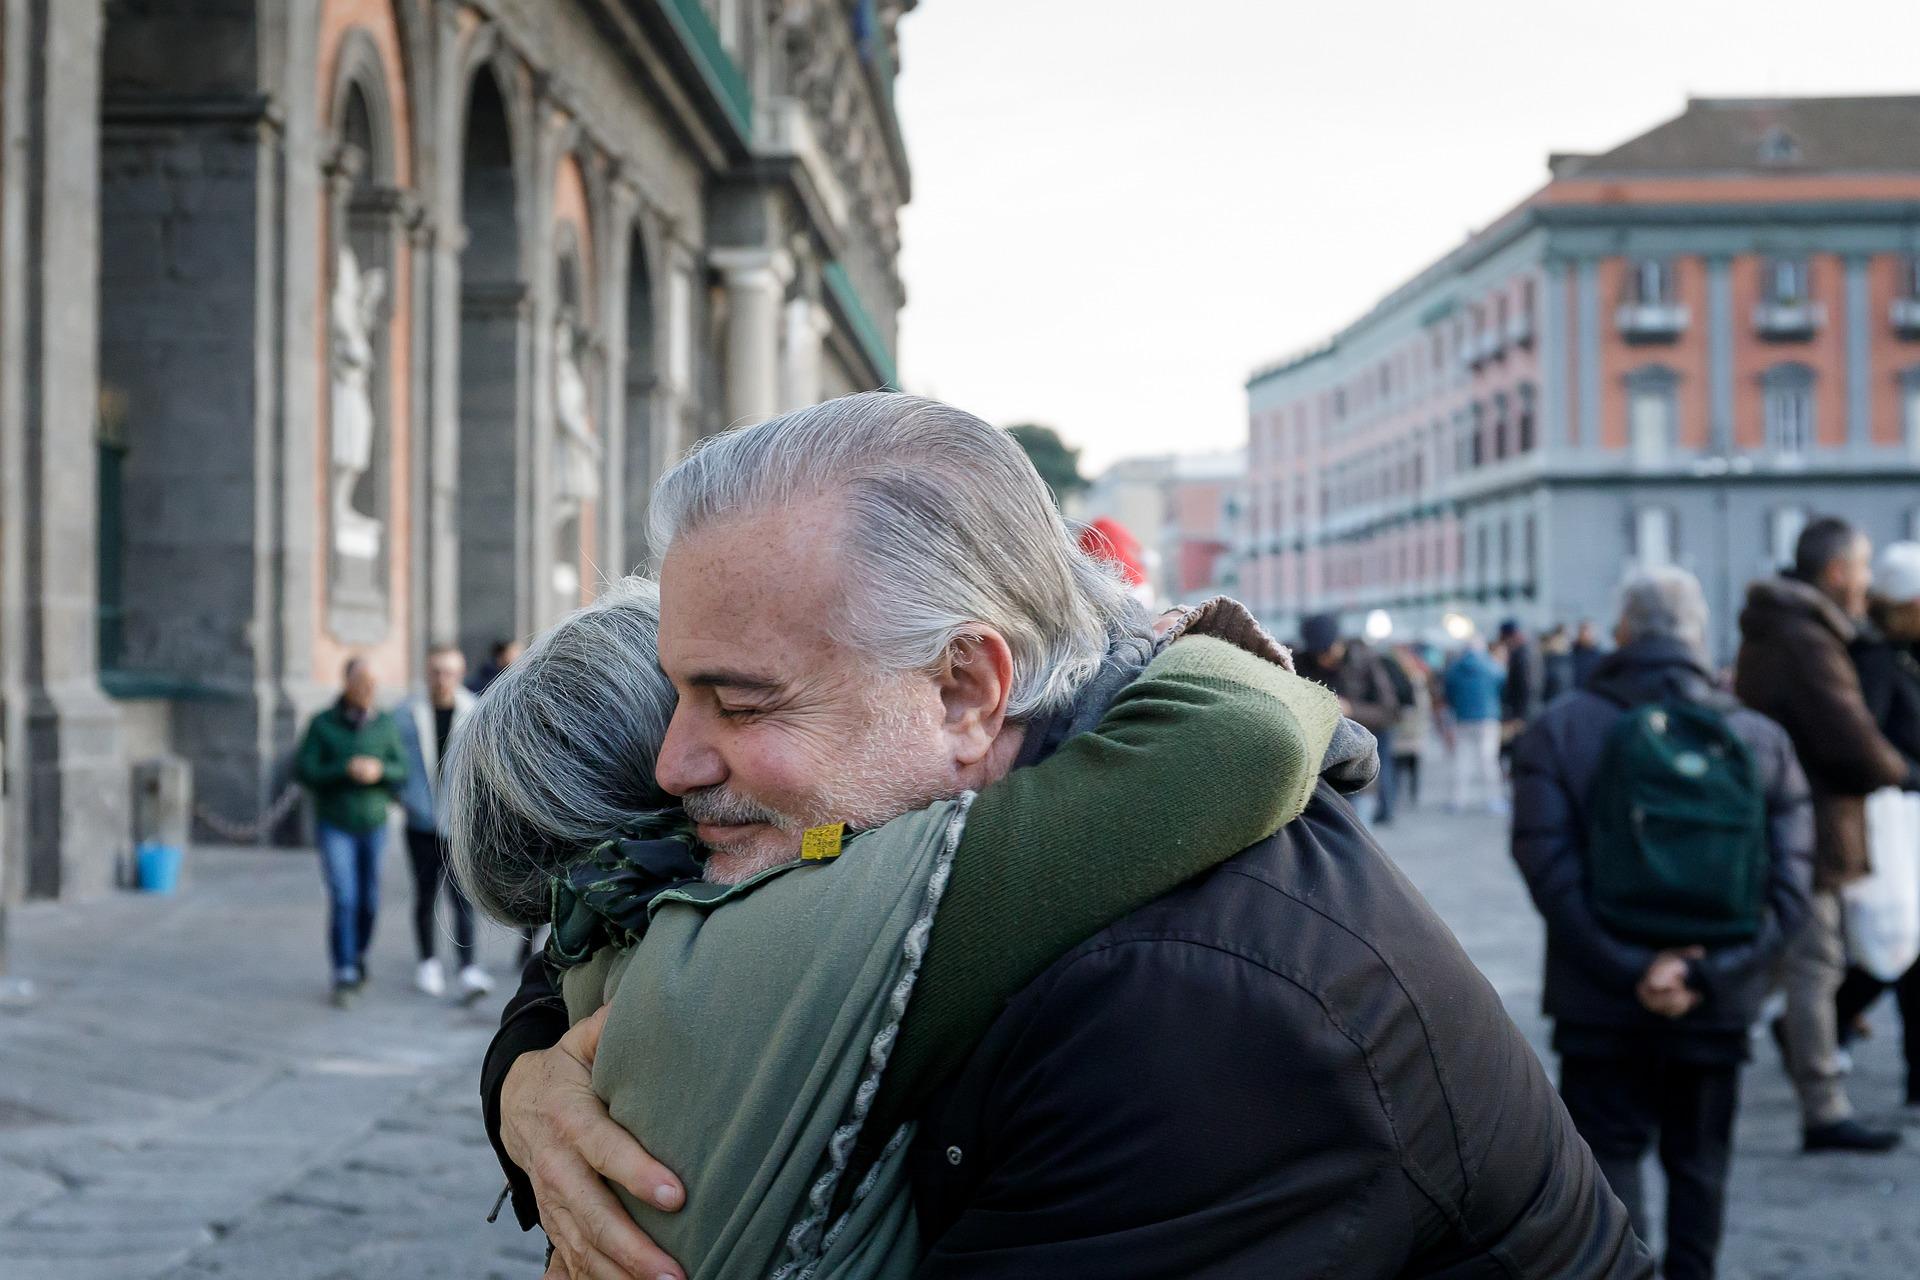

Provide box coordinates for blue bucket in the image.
[136,842,183,894]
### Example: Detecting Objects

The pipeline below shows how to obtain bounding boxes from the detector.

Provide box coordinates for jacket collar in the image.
[1743,575,1858,644]
[1585,635,1720,708]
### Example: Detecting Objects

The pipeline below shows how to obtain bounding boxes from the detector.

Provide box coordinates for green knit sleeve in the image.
[870,635,1339,1133]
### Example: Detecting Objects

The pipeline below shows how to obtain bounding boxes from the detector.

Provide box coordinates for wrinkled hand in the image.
[1636,947,1704,1019]
[500,1006,686,1280]
[347,755,383,785]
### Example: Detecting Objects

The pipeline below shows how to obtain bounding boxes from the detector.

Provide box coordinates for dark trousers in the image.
[1395,751,1422,806]
[1560,1052,1741,1280]
[315,821,386,984]
[404,828,474,971]
[1836,960,1920,1102]
[1371,727,1398,822]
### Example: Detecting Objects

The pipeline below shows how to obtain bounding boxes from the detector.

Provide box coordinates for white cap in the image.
[1874,541,1920,605]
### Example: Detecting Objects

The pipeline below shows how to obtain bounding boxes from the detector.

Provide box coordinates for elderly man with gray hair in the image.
[479,392,1649,1280]
[1512,566,1814,1280]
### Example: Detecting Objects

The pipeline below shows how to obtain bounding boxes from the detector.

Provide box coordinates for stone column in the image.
[5,0,127,897]
[711,248,793,426]
[780,292,830,413]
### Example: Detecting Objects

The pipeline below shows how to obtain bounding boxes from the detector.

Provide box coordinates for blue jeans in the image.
[316,821,386,985]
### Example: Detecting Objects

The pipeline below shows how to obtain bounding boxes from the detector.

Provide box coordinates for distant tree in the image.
[1004,423,1088,505]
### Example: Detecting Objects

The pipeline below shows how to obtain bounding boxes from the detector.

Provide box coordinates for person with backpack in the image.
[1512,567,1813,1280]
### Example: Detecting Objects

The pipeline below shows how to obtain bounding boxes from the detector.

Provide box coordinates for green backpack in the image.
[1586,699,1768,945]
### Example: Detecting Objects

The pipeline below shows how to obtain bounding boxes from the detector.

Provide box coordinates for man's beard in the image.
[684,686,958,885]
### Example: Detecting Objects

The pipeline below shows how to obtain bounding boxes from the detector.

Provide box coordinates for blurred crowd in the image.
[1292,517,1920,1280]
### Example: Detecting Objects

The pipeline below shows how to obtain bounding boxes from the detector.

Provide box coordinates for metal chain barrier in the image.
[192,782,304,844]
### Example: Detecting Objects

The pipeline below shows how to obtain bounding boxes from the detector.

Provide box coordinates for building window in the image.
[1475,527,1489,594]
[1493,393,1511,461]
[1517,384,1537,454]
[1625,367,1678,466]
[1523,514,1538,591]
[1769,507,1808,573]
[1634,507,1674,569]
[1767,258,1809,305]
[1633,259,1674,304]
[1762,364,1815,457]
[1903,369,1920,458]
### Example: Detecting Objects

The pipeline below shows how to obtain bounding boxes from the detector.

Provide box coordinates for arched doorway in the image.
[454,67,524,670]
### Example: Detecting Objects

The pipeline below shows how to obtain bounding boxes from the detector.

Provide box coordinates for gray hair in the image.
[1616,566,1710,657]
[646,392,1133,721]
[443,577,677,926]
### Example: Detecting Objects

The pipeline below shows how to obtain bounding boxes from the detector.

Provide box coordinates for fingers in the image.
[548,1208,668,1280]
[580,1114,684,1211]
[546,1186,683,1280]
[562,1004,611,1071]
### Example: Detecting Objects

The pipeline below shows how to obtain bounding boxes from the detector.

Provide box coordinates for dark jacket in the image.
[1571,641,1607,689]
[1543,645,1577,706]
[1511,637,1814,1062]
[1502,639,1544,724]
[1298,642,1402,735]
[1851,617,1920,766]
[1734,577,1919,889]
[905,782,1647,1278]
[293,700,406,835]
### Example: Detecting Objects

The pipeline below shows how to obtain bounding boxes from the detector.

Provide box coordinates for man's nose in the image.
[655,705,726,797]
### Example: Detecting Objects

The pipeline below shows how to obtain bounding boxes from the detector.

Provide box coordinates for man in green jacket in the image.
[296,657,407,1006]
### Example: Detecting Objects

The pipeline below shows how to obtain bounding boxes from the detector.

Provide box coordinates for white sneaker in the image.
[415,958,445,997]
[459,965,495,1004]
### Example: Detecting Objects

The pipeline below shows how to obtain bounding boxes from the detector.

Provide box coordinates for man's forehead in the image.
[658,501,850,671]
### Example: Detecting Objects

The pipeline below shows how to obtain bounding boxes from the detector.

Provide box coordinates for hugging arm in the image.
[867,634,1339,1135]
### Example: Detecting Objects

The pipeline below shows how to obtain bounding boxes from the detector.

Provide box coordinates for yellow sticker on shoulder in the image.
[800,823,847,861]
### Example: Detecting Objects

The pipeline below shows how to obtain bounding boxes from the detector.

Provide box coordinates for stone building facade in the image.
[1,0,913,901]
[1243,97,1920,659]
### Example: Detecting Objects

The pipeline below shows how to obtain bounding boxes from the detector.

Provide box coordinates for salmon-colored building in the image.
[1244,97,1920,658]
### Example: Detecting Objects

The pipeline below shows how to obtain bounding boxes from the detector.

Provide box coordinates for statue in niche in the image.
[330,243,387,560]
[553,316,603,520]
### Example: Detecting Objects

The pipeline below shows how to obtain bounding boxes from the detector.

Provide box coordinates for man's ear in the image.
[935,629,1015,768]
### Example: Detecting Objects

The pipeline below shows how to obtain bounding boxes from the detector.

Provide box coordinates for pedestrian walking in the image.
[1296,613,1404,823]
[467,637,522,695]
[1735,516,1917,1152]
[1573,618,1609,688]
[1834,540,1920,1110]
[1388,642,1436,810]
[1542,623,1576,705]
[1512,567,1814,1280]
[1443,637,1507,813]
[395,644,492,1003]
[295,658,407,1007]
[1499,618,1546,729]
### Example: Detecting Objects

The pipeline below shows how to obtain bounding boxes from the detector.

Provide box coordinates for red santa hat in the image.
[1078,517,1148,588]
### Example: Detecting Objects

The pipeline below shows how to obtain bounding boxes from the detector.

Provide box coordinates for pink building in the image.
[1243,97,1920,658]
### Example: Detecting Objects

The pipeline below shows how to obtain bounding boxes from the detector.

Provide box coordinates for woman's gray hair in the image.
[1616,566,1711,658]
[443,577,677,926]
[647,391,1134,721]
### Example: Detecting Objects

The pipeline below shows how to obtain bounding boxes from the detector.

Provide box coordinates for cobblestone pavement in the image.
[1385,803,1920,1280]
[0,841,543,1280]
[3,800,1917,1279]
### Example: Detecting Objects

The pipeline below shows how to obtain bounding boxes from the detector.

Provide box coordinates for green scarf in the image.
[558,799,965,1280]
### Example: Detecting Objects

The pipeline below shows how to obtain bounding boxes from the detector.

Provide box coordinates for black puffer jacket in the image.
[1851,619,1920,766]
[1510,637,1814,1061]
[908,781,1650,1278]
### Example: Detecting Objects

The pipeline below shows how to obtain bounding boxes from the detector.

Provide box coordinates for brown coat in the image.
[1734,577,1917,889]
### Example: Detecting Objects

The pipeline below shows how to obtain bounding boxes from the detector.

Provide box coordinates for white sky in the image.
[894,0,1920,473]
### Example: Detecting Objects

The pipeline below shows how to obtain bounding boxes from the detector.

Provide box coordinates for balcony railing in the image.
[1891,297,1920,337]
[1754,300,1824,339]
[1616,302,1688,341]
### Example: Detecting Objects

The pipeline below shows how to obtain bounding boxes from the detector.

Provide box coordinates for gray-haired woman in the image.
[445,577,1340,1279]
